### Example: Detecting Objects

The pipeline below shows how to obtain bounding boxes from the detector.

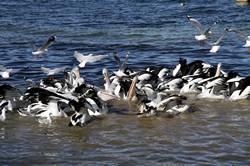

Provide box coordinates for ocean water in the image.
[0,0,250,165]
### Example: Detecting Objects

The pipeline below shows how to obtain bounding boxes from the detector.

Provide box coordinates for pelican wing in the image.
[227,77,245,83]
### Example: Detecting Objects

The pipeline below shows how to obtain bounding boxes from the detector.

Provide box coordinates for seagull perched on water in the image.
[187,15,217,41]
[73,51,108,68]
[41,66,66,76]
[206,28,229,53]
[32,36,56,55]
[227,28,250,47]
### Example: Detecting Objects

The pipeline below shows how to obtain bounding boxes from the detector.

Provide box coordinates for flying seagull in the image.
[73,51,108,68]
[187,15,217,41]
[32,36,56,55]
[206,28,229,53]
[228,28,250,47]
[41,66,66,76]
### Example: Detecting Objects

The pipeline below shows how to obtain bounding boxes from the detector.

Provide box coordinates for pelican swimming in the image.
[68,99,93,127]
[32,36,56,55]
[228,76,250,100]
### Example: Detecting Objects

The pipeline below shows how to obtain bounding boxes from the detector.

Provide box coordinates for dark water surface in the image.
[0,0,250,165]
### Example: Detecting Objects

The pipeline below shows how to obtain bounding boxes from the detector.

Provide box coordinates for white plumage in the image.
[74,51,107,68]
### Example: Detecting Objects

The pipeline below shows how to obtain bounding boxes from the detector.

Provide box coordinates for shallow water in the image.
[0,0,250,165]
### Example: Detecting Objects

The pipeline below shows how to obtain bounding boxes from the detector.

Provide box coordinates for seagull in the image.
[207,28,229,53]
[113,52,135,77]
[228,28,250,47]
[41,66,66,76]
[73,51,108,68]
[32,36,56,55]
[0,65,19,79]
[187,15,217,41]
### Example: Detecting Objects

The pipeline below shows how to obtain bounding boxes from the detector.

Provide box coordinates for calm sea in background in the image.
[0,0,250,165]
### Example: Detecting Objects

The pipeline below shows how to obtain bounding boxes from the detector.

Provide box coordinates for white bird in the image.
[113,52,135,77]
[187,15,217,41]
[228,28,250,47]
[73,51,107,68]
[207,28,229,53]
[41,66,66,76]
[0,65,19,79]
[32,36,56,55]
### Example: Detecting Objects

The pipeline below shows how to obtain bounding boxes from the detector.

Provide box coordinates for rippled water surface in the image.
[0,0,250,165]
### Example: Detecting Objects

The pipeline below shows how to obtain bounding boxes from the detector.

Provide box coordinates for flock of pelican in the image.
[0,19,250,126]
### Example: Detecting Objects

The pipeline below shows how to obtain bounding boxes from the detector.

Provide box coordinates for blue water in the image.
[0,0,250,165]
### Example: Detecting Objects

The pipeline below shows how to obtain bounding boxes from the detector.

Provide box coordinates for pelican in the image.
[32,36,56,55]
[69,111,92,127]
[187,15,217,41]
[68,99,93,127]
[229,76,250,100]
[97,68,118,102]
